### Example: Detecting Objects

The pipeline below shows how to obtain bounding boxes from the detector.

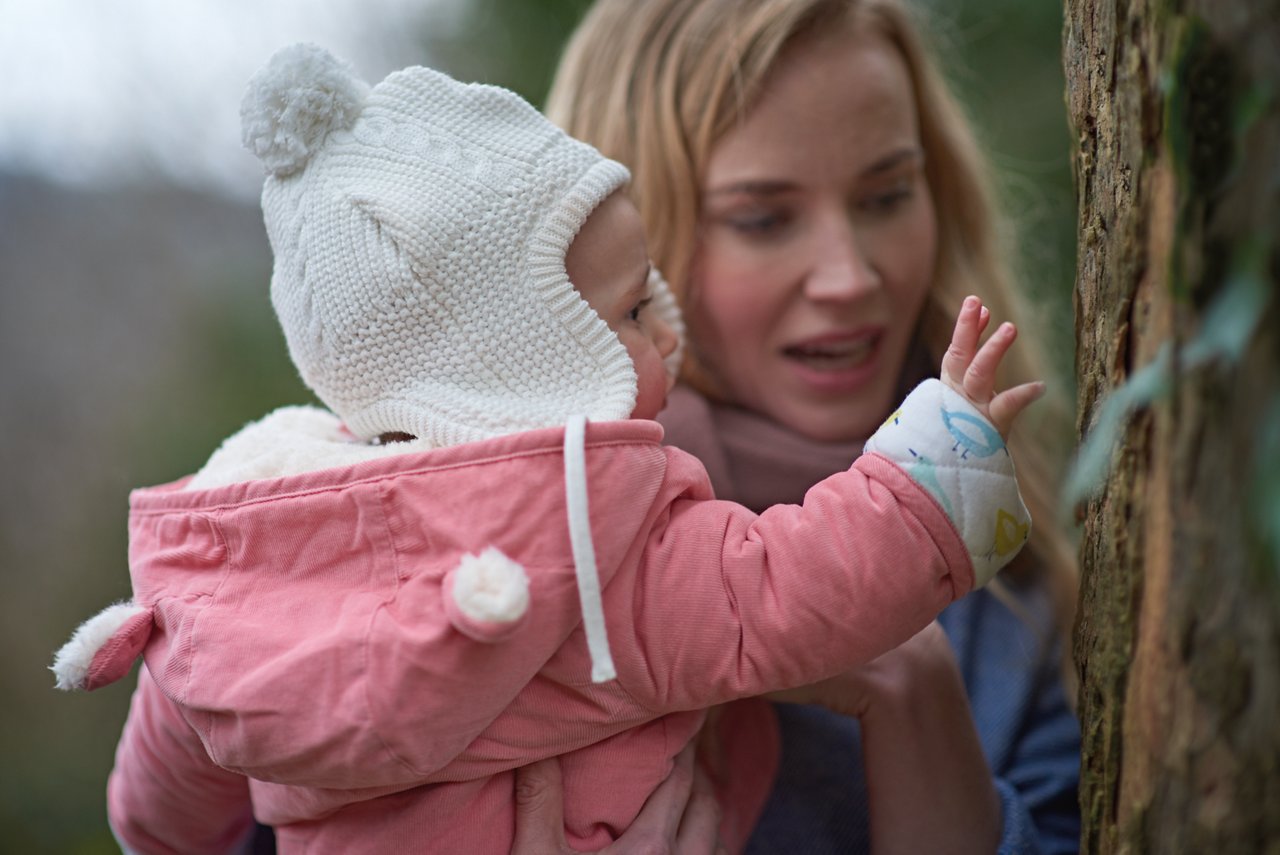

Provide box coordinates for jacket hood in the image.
[121,409,672,790]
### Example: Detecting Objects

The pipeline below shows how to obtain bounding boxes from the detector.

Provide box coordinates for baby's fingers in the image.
[964,321,1018,403]
[941,296,983,387]
[988,381,1046,438]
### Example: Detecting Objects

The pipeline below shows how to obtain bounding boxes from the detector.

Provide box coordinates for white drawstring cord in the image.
[563,414,616,683]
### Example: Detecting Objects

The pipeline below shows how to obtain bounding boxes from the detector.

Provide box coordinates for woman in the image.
[531,0,1082,851]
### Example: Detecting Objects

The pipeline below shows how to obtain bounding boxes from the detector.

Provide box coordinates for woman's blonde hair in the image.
[547,0,1077,636]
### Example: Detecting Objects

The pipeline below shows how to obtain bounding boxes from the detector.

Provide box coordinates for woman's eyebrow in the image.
[863,146,924,176]
[704,179,797,198]
[705,148,924,198]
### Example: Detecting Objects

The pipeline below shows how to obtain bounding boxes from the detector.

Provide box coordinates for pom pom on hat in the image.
[241,43,369,176]
[252,44,646,447]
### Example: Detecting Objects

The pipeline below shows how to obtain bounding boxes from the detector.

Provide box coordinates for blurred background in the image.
[0,0,1075,850]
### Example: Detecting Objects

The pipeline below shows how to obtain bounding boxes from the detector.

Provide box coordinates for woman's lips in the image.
[781,330,883,392]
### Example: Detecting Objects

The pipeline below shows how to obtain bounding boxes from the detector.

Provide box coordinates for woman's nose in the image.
[803,219,880,302]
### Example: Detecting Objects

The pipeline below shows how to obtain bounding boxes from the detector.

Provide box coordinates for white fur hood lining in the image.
[185,406,436,491]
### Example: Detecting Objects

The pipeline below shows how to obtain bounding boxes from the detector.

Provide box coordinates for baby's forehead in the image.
[571,192,648,251]
[565,193,650,295]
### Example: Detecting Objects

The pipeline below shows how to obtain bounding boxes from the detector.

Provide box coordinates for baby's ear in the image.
[51,602,153,691]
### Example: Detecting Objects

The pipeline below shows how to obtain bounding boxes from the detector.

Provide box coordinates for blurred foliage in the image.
[2,264,307,853]
[119,283,315,489]
[924,0,1078,389]
[10,1,1076,852]
[422,0,592,105]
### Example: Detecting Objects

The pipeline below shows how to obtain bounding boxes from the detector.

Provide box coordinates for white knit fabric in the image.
[240,43,673,445]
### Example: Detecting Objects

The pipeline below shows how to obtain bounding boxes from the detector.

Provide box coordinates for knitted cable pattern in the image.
[241,44,661,446]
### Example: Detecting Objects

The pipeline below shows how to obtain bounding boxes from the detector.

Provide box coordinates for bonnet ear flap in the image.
[648,266,685,379]
[51,601,154,691]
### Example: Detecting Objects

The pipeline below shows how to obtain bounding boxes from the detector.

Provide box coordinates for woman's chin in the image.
[765,400,884,444]
[782,351,882,396]
[752,368,892,443]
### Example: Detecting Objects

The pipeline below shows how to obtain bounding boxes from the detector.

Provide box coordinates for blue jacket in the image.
[746,584,1081,854]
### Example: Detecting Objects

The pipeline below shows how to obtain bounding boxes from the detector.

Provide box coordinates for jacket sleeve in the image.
[612,378,1034,713]
[108,666,255,855]
[615,448,974,712]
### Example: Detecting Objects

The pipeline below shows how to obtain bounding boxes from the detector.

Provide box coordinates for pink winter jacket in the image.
[99,404,984,854]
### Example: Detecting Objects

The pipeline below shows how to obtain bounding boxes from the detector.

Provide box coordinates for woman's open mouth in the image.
[783,334,878,370]
[781,330,883,393]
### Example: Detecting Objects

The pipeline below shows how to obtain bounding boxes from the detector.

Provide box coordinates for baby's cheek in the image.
[629,348,670,420]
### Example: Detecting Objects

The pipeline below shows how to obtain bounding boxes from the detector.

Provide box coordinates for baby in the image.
[53,44,1041,854]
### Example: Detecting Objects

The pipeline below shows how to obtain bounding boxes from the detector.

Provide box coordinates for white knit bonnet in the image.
[241,44,680,445]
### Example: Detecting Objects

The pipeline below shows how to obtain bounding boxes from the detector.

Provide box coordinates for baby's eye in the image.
[628,297,654,323]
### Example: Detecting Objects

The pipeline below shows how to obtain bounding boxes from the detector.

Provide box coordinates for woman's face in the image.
[689,25,937,442]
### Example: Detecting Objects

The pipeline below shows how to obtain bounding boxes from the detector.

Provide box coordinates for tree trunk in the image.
[1064,0,1280,852]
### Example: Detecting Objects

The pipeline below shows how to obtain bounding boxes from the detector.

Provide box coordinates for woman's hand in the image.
[765,621,960,718]
[941,295,1045,439]
[768,622,1002,855]
[512,741,725,854]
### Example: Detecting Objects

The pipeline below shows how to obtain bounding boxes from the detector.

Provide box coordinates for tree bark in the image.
[1065,0,1280,852]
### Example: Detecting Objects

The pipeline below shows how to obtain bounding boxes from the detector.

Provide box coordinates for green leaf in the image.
[1064,346,1174,505]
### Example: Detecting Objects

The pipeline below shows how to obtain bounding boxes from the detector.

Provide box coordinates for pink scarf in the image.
[658,386,863,512]
[658,346,933,512]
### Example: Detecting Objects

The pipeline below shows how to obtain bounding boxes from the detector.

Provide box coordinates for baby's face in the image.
[566,191,678,420]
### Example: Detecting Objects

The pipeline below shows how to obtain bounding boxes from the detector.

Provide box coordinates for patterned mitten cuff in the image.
[864,379,1030,586]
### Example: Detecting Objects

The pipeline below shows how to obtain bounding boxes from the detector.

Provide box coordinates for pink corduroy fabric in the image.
[108,418,971,854]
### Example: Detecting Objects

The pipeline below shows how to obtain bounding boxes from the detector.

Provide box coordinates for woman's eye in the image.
[725,210,791,236]
[861,182,915,215]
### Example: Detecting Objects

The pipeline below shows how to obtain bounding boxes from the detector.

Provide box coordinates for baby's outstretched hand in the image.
[940,296,1045,439]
